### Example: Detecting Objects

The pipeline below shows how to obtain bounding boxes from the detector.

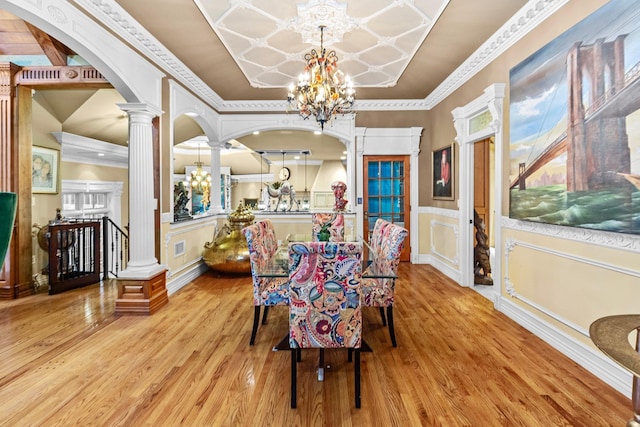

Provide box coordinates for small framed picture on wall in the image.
[432,144,454,200]
[32,146,59,194]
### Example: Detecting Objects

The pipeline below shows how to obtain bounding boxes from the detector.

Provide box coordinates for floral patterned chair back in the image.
[287,240,364,408]
[361,218,408,347]
[311,212,345,242]
[367,218,407,284]
[288,241,362,349]
[241,219,289,345]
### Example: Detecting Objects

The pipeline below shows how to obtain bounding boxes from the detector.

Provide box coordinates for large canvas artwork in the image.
[509,0,640,234]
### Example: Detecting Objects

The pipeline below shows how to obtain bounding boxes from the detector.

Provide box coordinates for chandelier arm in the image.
[287,25,355,130]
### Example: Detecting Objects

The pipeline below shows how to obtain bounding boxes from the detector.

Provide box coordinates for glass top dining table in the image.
[256,235,396,280]
[257,236,392,355]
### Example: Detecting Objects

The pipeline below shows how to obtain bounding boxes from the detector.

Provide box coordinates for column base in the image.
[115,268,168,315]
[0,280,35,299]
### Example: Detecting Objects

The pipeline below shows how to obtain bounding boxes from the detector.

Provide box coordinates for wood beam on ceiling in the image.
[24,21,71,66]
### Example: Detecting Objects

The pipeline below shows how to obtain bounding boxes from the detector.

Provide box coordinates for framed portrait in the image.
[432,144,454,200]
[32,146,59,194]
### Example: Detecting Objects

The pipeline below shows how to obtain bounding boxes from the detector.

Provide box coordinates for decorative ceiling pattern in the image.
[194,0,449,88]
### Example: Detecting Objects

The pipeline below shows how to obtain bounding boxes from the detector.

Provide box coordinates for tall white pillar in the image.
[118,103,165,279]
[209,141,223,213]
[355,128,366,238]
[344,138,356,212]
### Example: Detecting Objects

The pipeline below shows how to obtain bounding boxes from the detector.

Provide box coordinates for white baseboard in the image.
[418,251,632,398]
[419,254,461,284]
[499,297,632,398]
[166,262,209,295]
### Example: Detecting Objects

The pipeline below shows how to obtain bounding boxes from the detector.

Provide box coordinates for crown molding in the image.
[78,0,568,112]
[52,131,128,169]
[424,0,570,108]
[75,0,225,111]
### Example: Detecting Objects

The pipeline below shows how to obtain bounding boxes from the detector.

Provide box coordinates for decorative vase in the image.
[202,203,255,275]
[0,192,17,270]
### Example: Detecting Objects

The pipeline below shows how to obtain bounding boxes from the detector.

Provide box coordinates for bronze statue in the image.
[174,182,191,222]
[474,209,493,285]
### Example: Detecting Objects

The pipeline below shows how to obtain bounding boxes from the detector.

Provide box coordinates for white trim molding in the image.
[430,219,459,267]
[53,131,128,169]
[503,217,640,253]
[1,0,163,106]
[73,0,568,112]
[355,127,422,263]
[425,0,569,108]
[500,234,640,398]
[422,206,459,219]
[61,179,124,227]
[499,296,632,398]
[452,83,505,302]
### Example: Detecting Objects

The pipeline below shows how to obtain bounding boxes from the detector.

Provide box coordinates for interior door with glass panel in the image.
[363,155,410,261]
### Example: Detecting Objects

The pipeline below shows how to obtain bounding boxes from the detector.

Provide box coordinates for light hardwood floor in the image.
[0,264,631,426]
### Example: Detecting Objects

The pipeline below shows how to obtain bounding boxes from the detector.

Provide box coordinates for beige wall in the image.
[161,218,218,274]
[423,0,637,359]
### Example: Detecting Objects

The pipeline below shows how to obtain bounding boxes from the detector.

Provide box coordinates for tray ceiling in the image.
[194,0,448,88]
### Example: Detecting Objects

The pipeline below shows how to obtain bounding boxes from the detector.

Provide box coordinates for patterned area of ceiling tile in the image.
[193,0,449,88]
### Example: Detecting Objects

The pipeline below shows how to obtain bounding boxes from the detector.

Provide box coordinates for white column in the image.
[118,103,165,279]
[111,184,123,230]
[355,127,366,238]
[209,141,223,213]
[409,127,422,264]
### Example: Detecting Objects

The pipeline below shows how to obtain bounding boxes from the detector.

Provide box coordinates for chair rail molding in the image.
[502,217,640,253]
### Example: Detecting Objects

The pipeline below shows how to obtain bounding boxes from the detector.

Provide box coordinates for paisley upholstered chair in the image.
[311,212,345,242]
[361,218,408,347]
[242,219,289,345]
[288,241,363,408]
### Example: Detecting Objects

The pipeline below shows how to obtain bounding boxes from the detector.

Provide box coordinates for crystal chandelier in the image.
[288,25,355,130]
[186,143,211,194]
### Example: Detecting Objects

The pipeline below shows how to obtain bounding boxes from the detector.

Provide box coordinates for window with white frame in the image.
[62,192,110,219]
[61,180,124,227]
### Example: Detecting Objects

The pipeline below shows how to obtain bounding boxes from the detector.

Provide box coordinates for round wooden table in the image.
[590,315,640,427]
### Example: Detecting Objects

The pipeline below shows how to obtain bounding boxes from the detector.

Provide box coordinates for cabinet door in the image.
[363,155,410,261]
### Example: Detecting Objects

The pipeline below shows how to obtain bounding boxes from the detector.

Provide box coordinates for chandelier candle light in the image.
[186,142,212,194]
[288,25,355,130]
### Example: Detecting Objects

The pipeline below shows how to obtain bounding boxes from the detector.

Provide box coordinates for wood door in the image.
[363,155,410,261]
[474,138,491,240]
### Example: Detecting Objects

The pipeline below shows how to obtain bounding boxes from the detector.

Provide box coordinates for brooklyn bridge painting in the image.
[509,0,640,235]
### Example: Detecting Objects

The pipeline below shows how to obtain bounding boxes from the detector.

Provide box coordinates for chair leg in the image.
[379,307,387,326]
[291,349,297,408]
[387,306,397,347]
[261,306,270,325]
[348,348,353,362]
[355,349,361,408]
[250,306,260,346]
